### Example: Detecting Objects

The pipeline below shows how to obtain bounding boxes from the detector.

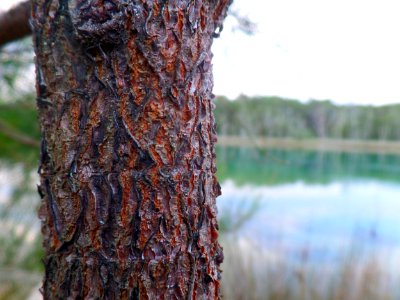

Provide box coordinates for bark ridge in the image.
[32,0,231,298]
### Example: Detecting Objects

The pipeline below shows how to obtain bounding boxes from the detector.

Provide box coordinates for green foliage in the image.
[18,236,44,272]
[214,95,400,141]
[0,96,39,166]
[3,94,400,168]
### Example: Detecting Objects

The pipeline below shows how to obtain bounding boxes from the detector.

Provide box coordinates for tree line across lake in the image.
[215,95,400,141]
[2,94,400,166]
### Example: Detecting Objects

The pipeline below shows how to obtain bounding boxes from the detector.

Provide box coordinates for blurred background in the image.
[2,0,400,299]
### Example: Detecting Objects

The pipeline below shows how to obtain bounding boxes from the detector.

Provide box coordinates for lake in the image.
[2,146,400,298]
[216,146,400,270]
[3,146,400,274]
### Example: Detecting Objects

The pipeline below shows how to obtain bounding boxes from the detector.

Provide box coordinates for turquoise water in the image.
[2,147,400,269]
[216,147,400,264]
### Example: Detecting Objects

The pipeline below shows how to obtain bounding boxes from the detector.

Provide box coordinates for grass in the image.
[0,270,42,300]
[3,237,399,300]
[221,237,400,300]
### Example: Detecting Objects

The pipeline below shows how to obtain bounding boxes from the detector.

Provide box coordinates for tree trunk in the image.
[32,0,231,298]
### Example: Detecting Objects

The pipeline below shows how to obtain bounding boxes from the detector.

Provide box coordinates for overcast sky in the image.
[2,0,400,105]
[213,0,400,105]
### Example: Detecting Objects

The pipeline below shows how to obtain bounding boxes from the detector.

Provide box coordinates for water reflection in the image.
[2,146,400,298]
[217,146,400,272]
[219,180,400,260]
[216,146,400,185]
[217,146,400,298]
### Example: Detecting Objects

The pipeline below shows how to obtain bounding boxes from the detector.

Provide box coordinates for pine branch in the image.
[0,1,31,47]
[0,118,39,148]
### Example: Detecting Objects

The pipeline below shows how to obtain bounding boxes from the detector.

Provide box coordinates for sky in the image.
[213,0,400,105]
[2,0,400,105]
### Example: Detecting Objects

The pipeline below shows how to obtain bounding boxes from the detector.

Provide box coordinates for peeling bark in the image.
[32,0,231,299]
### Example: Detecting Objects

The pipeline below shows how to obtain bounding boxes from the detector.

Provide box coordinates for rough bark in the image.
[0,1,31,47]
[32,0,231,299]
[0,1,249,48]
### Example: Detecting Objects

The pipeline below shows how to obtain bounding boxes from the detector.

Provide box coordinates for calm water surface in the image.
[217,147,400,265]
[2,147,400,267]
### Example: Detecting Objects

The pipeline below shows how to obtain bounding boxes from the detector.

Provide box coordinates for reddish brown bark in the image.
[32,0,231,299]
[0,1,31,47]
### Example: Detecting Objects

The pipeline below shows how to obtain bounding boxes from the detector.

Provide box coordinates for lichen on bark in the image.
[32,0,231,299]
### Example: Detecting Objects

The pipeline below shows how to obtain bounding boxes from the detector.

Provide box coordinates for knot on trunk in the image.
[69,0,130,46]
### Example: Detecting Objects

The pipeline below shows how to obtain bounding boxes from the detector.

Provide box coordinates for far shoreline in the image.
[217,136,400,155]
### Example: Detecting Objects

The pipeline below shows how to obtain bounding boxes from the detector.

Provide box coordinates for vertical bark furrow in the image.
[33,0,232,299]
